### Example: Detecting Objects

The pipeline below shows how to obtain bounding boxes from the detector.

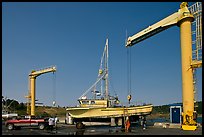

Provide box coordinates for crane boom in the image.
[29,66,56,77]
[125,2,199,130]
[126,12,178,47]
[126,3,193,47]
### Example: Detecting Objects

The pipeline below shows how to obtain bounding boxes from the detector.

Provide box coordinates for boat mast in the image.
[79,38,109,100]
[105,38,109,99]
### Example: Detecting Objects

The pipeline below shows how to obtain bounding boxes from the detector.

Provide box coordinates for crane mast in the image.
[126,2,202,130]
[26,66,57,116]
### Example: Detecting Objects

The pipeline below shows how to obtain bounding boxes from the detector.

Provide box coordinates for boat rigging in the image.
[66,38,153,129]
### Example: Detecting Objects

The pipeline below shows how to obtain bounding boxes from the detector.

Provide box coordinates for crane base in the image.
[182,125,197,130]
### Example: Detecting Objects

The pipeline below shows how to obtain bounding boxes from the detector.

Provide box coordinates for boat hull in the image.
[66,104,153,118]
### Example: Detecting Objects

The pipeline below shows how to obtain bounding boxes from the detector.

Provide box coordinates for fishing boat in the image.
[66,38,153,129]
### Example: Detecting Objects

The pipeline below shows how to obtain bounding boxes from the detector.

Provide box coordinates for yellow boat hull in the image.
[66,104,153,118]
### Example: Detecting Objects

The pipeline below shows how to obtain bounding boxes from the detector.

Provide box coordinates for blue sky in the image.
[2,2,202,107]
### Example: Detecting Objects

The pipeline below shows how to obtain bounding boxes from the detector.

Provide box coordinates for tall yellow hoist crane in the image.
[25,66,57,116]
[126,2,202,130]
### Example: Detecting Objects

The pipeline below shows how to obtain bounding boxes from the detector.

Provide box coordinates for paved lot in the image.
[2,123,202,135]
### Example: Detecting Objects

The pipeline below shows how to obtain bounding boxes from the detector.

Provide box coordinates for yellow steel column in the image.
[26,96,31,115]
[180,17,194,119]
[30,77,36,116]
[178,2,196,130]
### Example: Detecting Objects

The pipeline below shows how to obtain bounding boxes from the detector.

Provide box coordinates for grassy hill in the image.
[35,106,67,117]
[2,96,202,118]
[152,101,202,115]
[148,101,202,119]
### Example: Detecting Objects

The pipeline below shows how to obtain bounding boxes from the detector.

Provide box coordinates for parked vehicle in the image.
[5,115,49,130]
[2,110,18,120]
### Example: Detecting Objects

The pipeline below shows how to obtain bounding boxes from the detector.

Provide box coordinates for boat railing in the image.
[121,102,153,107]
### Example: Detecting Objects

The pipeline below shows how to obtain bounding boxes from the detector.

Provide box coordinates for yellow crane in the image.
[126,2,202,130]
[25,66,57,116]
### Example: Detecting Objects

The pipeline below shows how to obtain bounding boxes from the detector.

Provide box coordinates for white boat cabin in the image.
[78,99,108,108]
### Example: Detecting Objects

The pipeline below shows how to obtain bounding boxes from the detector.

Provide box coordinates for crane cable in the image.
[126,30,132,104]
[52,72,56,107]
[127,47,132,104]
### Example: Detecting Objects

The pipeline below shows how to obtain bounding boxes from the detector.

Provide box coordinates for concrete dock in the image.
[2,122,202,135]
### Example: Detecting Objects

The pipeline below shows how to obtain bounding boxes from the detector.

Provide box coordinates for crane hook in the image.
[127,94,131,104]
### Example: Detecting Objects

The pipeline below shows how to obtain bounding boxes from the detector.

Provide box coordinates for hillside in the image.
[2,96,202,118]
[35,106,67,117]
[152,101,202,115]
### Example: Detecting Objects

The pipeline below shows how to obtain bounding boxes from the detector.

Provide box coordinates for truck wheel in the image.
[7,124,14,130]
[76,122,84,129]
[39,123,45,130]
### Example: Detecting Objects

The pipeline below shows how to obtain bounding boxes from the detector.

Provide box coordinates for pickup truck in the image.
[5,115,49,130]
